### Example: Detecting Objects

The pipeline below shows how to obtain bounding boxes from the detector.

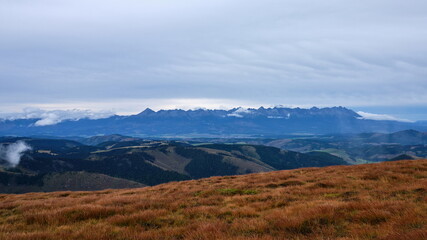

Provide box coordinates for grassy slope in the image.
[0,160,426,240]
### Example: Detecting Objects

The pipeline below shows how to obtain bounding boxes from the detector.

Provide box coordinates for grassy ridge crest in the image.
[0,160,426,239]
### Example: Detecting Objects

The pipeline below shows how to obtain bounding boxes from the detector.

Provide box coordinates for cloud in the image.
[0,0,426,118]
[0,141,32,167]
[356,111,414,123]
[227,107,253,118]
[1,108,114,126]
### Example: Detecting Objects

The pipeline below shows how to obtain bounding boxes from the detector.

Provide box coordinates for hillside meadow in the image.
[0,160,426,240]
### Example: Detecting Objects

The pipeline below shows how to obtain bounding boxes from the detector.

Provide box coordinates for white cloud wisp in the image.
[356,111,414,123]
[1,108,115,126]
[0,141,32,167]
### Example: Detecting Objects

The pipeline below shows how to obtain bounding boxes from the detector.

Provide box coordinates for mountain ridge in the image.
[1,106,426,137]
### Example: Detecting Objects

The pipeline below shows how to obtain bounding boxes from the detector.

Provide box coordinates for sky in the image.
[1,0,427,121]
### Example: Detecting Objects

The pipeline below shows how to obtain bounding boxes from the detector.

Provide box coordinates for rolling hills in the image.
[0,138,347,193]
[248,129,427,163]
[0,159,425,239]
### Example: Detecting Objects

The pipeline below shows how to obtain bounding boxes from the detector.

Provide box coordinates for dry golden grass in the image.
[0,160,426,240]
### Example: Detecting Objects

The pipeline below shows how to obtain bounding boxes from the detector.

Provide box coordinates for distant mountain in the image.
[0,138,347,193]
[364,129,427,145]
[80,134,141,146]
[1,106,426,137]
[257,130,427,163]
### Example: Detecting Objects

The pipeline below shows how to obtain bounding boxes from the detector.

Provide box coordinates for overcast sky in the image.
[1,0,426,120]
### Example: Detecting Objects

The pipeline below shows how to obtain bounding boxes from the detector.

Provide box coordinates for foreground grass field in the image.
[0,160,426,240]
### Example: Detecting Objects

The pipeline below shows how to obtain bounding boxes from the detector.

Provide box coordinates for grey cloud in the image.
[0,0,426,117]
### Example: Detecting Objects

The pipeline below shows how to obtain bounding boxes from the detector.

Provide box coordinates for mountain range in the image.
[1,107,426,137]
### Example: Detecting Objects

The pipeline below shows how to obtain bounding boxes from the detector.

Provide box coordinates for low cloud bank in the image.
[0,141,32,167]
[1,108,115,126]
[227,107,253,118]
[357,111,414,123]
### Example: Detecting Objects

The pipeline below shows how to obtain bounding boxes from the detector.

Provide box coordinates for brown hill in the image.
[0,171,146,194]
[0,160,426,240]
